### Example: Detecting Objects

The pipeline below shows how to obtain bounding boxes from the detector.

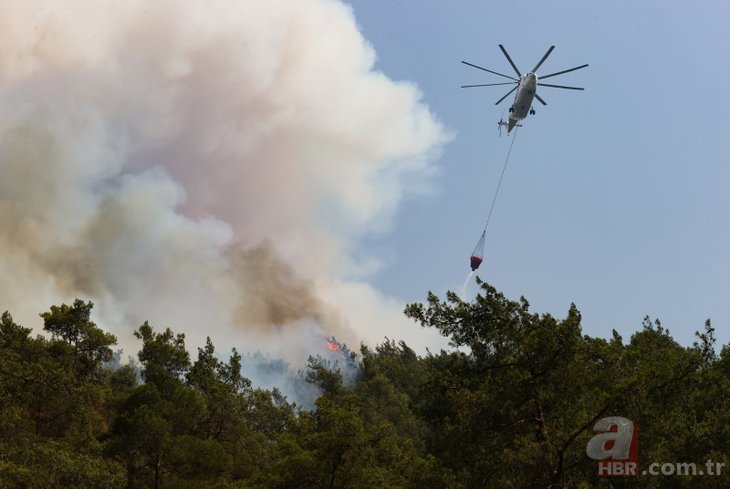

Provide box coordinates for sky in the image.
[0,0,727,369]
[346,0,730,349]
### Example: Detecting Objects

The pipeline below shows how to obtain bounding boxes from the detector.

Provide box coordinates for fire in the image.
[323,336,357,371]
[326,339,342,353]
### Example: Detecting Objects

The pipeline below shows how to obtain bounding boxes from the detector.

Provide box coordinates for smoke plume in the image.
[0,0,450,364]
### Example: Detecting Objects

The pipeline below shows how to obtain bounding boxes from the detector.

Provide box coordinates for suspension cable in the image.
[483,128,518,235]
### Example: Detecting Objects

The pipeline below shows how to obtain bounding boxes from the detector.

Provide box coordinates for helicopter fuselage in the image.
[506,73,537,132]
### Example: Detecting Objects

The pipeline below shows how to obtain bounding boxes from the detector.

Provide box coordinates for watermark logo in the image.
[586,416,638,476]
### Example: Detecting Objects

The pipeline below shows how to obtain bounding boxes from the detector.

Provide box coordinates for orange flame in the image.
[326,340,341,353]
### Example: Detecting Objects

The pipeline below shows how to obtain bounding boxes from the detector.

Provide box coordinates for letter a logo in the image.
[586,416,633,460]
[586,416,638,476]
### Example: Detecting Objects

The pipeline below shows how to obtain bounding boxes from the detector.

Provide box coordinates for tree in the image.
[404,280,719,488]
[41,299,117,382]
[134,322,190,394]
[0,307,126,487]
[2,286,727,488]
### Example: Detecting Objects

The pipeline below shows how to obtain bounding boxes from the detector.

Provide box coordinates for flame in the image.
[326,339,342,353]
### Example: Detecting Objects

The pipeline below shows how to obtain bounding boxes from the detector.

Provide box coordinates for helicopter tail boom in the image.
[498,119,521,135]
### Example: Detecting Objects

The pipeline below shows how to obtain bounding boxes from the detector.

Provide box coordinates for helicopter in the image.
[461,45,588,133]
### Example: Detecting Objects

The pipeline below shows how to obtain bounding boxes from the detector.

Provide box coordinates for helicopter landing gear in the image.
[508,106,514,113]
[529,108,536,115]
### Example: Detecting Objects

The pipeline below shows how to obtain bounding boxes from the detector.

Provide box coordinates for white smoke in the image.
[0,0,450,365]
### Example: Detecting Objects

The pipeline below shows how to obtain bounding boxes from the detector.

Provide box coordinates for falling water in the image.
[461,270,474,299]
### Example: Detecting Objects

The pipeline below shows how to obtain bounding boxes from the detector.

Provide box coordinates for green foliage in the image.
[134,322,190,393]
[0,438,125,488]
[405,280,726,488]
[0,286,728,488]
[41,299,117,382]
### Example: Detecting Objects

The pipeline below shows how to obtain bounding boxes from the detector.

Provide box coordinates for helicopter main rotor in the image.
[461,45,588,106]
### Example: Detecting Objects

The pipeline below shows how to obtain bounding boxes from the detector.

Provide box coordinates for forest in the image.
[0,279,727,488]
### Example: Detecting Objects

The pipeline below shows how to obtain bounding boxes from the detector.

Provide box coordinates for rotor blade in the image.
[531,45,555,73]
[461,61,517,81]
[498,44,522,77]
[461,82,518,88]
[538,82,584,90]
[495,85,518,105]
[534,93,547,105]
[539,64,589,80]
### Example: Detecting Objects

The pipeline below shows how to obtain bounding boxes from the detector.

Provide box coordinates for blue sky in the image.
[347,0,730,348]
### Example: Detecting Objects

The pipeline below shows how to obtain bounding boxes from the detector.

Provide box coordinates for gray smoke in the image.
[0,0,450,365]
